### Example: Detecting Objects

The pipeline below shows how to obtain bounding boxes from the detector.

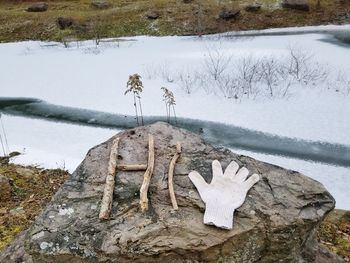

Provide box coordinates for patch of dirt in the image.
[0,160,69,251]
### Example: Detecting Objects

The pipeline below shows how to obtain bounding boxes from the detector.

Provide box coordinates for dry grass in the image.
[0,162,68,250]
[0,0,349,42]
[318,209,350,262]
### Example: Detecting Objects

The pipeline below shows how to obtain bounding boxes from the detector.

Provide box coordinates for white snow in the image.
[1,115,117,171]
[231,148,350,210]
[1,25,349,209]
[1,27,350,144]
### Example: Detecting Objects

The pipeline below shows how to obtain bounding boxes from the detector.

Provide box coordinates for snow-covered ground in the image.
[1,25,349,208]
[231,148,350,209]
[1,115,118,171]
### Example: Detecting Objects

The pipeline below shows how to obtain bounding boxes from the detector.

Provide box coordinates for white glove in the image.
[189,160,260,230]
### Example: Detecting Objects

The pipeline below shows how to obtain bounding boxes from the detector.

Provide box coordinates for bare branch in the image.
[99,137,120,220]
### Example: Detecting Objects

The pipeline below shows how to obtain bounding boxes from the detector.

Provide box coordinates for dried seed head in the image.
[161,87,176,106]
[125,74,144,96]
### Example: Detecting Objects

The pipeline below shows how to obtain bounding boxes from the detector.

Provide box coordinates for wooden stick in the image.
[168,142,181,210]
[116,164,147,171]
[99,137,120,220]
[139,134,155,212]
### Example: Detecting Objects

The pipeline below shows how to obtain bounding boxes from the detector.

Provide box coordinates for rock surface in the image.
[24,122,335,262]
[26,2,48,12]
[0,231,33,263]
[282,0,310,11]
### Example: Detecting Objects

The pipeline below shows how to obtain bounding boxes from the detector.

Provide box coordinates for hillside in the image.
[0,0,349,42]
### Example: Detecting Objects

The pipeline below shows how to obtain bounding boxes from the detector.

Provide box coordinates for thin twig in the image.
[133,93,139,126]
[139,134,155,212]
[99,137,120,220]
[0,132,6,157]
[168,142,181,210]
[165,101,169,123]
[172,105,177,124]
[138,97,144,126]
[0,114,9,155]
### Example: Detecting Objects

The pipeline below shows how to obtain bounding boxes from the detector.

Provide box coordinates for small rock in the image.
[0,174,11,201]
[244,4,262,12]
[219,9,241,20]
[282,0,309,11]
[146,10,160,20]
[9,151,21,158]
[57,17,74,30]
[91,0,110,9]
[26,2,48,12]
[183,0,193,3]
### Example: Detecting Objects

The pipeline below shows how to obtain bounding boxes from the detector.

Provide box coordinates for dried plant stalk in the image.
[139,134,155,212]
[99,137,120,220]
[168,142,181,210]
[117,164,147,171]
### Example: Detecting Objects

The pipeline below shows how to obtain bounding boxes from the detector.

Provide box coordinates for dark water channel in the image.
[1,97,349,167]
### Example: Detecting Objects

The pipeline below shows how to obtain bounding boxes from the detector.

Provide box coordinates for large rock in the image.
[282,0,310,11]
[146,10,160,20]
[26,2,48,12]
[57,17,75,30]
[25,122,335,262]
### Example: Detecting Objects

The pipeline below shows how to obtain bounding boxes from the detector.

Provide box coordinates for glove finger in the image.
[223,160,239,178]
[189,171,209,198]
[243,174,260,191]
[212,160,223,180]
[233,167,249,183]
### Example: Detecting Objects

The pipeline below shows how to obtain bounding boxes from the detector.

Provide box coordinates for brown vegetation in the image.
[0,0,349,42]
[0,161,68,250]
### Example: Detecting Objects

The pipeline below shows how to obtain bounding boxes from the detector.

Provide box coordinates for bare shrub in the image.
[259,57,281,97]
[235,56,261,98]
[287,45,328,85]
[176,68,199,94]
[217,75,241,99]
[161,87,177,124]
[328,71,350,95]
[159,63,176,83]
[147,44,341,101]
[203,44,233,81]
